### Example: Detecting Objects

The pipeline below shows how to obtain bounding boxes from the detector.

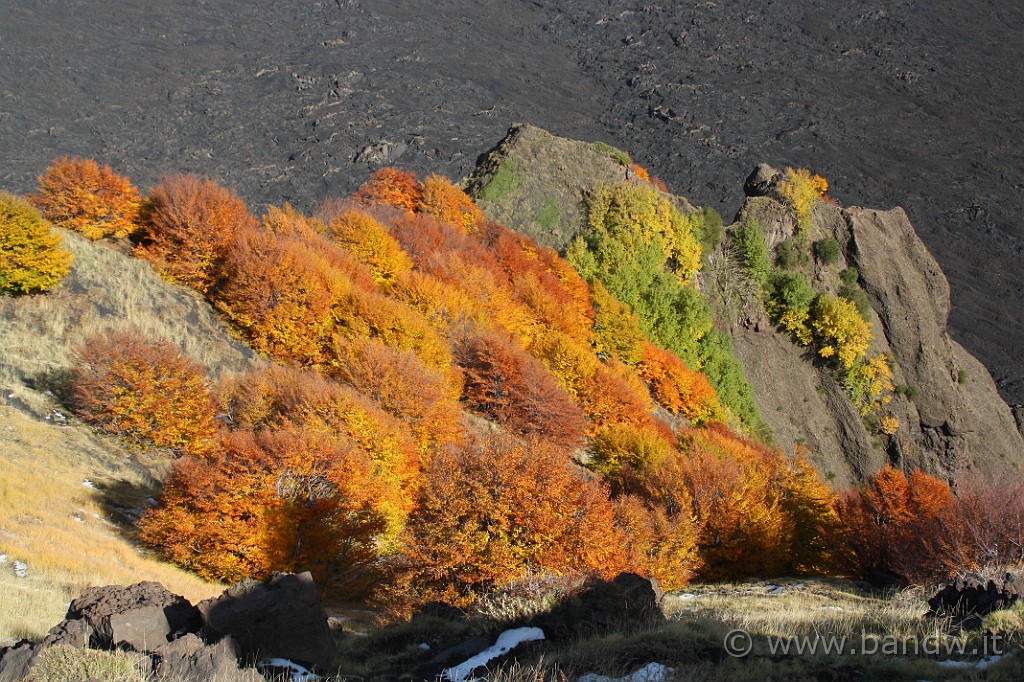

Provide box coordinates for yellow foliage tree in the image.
[0,193,73,295]
[811,294,872,368]
[777,167,828,234]
[323,207,413,285]
[418,175,485,233]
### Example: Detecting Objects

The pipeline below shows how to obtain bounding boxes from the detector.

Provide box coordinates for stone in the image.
[198,572,335,670]
[743,163,780,197]
[0,642,36,682]
[927,574,1021,629]
[532,573,665,641]
[67,582,201,652]
[152,634,262,682]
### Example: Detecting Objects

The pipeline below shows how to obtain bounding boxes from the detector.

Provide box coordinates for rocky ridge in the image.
[466,125,1024,484]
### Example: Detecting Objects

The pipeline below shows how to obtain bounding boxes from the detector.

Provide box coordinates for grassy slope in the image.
[0,230,256,642]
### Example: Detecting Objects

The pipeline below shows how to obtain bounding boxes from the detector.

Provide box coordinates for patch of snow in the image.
[443,627,546,682]
[577,662,674,682]
[12,561,28,578]
[83,479,96,489]
[256,658,320,681]
[768,586,786,595]
[0,554,7,563]
[677,593,697,600]
[937,655,1006,671]
[419,642,431,650]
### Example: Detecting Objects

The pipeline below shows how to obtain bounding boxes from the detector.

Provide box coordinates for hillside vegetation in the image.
[1,155,1022,639]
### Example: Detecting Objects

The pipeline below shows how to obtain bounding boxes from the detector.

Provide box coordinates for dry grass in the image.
[0,404,221,642]
[0,229,254,392]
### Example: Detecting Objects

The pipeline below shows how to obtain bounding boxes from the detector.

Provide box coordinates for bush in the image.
[0,192,73,295]
[776,167,828,235]
[813,236,841,265]
[774,237,809,270]
[732,217,771,285]
[30,157,141,239]
[136,174,256,293]
[68,329,218,457]
[839,283,872,321]
[840,266,860,287]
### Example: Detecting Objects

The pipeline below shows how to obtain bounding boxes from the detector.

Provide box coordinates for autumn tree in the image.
[219,365,420,537]
[776,167,828,235]
[319,204,413,285]
[212,230,348,365]
[380,432,626,615]
[30,157,141,239]
[811,294,872,368]
[830,466,962,583]
[636,342,724,425]
[0,192,73,295]
[454,328,587,449]
[68,329,218,457]
[138,428,389,594]
[589,280,646,366]
[418,174,485,233]
[781,449,841,574]
[332,337,464,452]
[354,167,422,213]
[136,174,256,292]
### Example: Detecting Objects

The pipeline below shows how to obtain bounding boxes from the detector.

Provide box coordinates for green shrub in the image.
[479,159,520,202]
[840,266,860,287]
[733,217,771,285]
[689,207,724,260]
[775,237,809,270]
[839,285,872,321]
[813,236,841,264]
[594,141,631,165]
[957,369,969,384]
[0,192,73,295]
[895,385,918,401]
[769,272,815,312]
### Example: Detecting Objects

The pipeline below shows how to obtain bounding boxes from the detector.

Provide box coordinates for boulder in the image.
[152,634,262,682]
[927,574,1021,629]
[198,572,335,671]
[66,581,201,652]
[0,642,36,682]
[743,163,781,197]
[532,573,664,641]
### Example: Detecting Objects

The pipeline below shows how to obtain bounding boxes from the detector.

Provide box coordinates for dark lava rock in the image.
[198,571,335,670]
[532,572,664,641]
[412,635,492,682]
[927,574,1021,629]
[743,163,781,197]
[0,642,36,682]
[152,633,260,682]
[65,581,201,652]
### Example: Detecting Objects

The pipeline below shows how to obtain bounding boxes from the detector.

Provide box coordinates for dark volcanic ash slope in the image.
[1,1,1022,401]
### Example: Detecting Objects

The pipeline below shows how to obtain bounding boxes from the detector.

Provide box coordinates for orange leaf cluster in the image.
[68,329,218,458]
[31,157,141,239]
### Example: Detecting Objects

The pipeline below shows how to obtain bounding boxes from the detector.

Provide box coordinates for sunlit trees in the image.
[68,329,218,457]
[455,329,587,449]
[381,432,626,614]
[418,174,485,233]
[354,167,422,213]
[777,167,828,235]
[830,466,962,583]
[319,204,413,286]
[136,174,256,292]
[637,342,724,425]
[0,193,73,295]
[31,157,141,239]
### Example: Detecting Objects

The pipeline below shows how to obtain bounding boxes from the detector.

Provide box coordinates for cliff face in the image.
[467,125,1024,483]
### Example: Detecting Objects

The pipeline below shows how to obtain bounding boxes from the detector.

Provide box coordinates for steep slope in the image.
[466,126,1024,483]
[0,231,256,641]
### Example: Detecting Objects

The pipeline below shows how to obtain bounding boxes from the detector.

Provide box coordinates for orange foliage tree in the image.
[136,174,256,292]
[68,329,218,457]
[454,328,587,449]
[318,204,413,286]
[332,338,464,452]
[219,365,421,538]
[31,157,141,239]
[138,427,389,594]
[380,432,626,614]
[354,167,422,213]
[418,174,485,233]
[213,229,348,365]
[830,466,962,583]
[637,342,724,425]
